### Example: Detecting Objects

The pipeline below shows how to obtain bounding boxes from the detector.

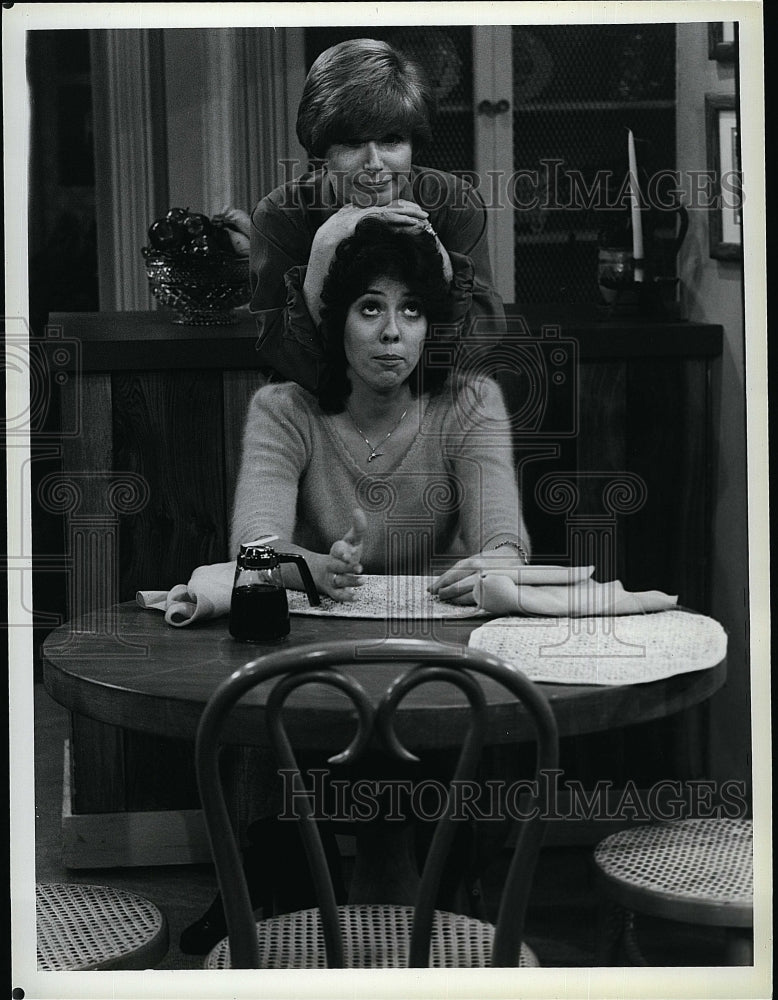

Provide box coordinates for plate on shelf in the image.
[512,29,554,104]
[390,30,462,102]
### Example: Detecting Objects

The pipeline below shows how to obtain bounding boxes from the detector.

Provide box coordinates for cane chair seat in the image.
[205,904,540,969]
[593,818,753,964]
[36,882,169,971]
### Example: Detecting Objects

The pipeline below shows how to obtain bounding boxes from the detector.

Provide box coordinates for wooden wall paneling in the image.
[222,370,267,545]
[624,357,712,779]
[518,441,569,563]
[674,358,708,610]
[496,349,574,565]
[55,373,126,813]
[575,361,629,582]
[67,716,127,814]
[559,360,630,783]
[576,357,712,784]
[625,358,710,610]
[111,369,228,598]
[117,370,265,813]
[122,730,201,811]
[58,373,113,513]
[109,368,228,811]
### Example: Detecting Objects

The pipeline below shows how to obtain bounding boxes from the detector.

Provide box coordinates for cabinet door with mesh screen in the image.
[509,23,676,305]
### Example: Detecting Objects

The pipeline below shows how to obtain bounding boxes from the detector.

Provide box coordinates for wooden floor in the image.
[30,683,731,971]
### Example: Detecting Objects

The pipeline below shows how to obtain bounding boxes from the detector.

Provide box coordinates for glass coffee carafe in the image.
[229,541,320,642]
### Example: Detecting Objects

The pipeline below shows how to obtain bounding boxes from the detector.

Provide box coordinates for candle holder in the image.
[600,129,688,319]
[597,247,679,318]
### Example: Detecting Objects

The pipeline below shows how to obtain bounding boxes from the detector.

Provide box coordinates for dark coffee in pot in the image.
[228,583,290,642]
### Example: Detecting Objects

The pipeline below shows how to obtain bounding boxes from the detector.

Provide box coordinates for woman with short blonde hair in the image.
[249,37,504,393]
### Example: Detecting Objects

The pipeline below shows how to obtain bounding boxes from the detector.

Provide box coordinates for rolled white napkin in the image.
[137,561,236,627]
[475,571,677,617]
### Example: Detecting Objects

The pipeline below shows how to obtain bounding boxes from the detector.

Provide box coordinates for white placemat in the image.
[288,575,486,620]
[468,609,727,685]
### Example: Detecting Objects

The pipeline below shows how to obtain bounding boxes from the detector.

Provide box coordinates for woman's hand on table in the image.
[319,509,367,602]
[428,548,527,606]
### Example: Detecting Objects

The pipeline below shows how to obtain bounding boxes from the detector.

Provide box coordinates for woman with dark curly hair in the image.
[315,215,454,412]
[232,218,529,604]
[249,37,504,393]
[180,221,524,952]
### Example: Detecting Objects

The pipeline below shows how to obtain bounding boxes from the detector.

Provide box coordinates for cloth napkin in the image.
[137,561,236,626]
[475,568,677,617]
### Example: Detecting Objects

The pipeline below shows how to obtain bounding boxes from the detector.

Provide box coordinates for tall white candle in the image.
[627,129,644,282]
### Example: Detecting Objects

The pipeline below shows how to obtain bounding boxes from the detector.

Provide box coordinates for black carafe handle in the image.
[277,553,321,606]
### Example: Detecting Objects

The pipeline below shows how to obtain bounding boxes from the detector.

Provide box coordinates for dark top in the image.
[248,165,505,391]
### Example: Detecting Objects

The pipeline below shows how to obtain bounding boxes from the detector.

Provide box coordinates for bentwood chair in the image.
[593,818,753,965]
[195,638,559,969]
[36,882,169,971]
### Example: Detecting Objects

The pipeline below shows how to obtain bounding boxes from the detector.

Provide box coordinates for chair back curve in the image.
[195,637,559,969]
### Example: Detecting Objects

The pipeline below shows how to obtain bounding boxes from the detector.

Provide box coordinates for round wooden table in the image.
[42,603,727,753]
[43,603,727,907]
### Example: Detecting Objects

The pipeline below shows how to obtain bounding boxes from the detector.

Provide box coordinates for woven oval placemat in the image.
[288,575,486,620]
[467,609,727,685]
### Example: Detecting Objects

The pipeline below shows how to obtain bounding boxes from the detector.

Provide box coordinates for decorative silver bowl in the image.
[142,248,251,325]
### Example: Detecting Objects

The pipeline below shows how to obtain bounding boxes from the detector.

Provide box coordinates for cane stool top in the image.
[205,904,540,970]
[36,882,169,971]
[593,818,753,927]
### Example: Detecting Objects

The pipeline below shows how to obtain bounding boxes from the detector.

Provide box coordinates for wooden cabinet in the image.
[37,309,722,863]
[40,308,720,610]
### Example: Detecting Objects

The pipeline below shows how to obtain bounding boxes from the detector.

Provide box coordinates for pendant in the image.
[367,452,383,462]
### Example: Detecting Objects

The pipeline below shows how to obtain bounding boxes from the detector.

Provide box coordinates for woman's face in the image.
[325,137,412,206]
[343,276,427,394]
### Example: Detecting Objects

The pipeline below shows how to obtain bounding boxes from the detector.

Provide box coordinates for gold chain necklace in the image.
[346,406,408,463]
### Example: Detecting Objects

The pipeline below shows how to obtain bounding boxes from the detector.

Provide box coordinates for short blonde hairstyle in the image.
[296,38,433,159]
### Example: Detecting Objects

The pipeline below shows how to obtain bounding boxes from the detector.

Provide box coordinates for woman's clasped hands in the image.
[305,200,440,325]
[318,201,454,285]
[318,198,432,249]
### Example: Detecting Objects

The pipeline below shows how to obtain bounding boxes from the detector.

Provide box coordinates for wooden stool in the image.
[593,818,753,965]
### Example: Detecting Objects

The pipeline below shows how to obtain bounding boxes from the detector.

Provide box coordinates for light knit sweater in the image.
[230,377,526,575]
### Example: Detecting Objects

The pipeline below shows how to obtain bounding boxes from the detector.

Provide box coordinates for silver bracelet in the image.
[492,539,530,565]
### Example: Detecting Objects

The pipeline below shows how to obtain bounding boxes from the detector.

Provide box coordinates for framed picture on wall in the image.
[708,22,736,62]
[705,92,742,261]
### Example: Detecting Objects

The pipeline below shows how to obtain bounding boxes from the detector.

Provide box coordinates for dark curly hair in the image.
[297,39,433,160]
[317,217,456,412]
